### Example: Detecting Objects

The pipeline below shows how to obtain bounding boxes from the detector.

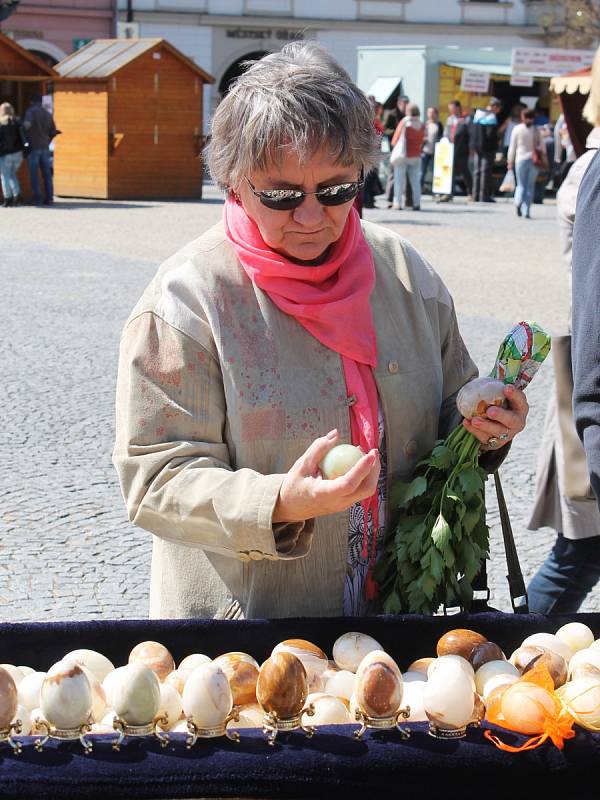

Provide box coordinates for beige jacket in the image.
[113,220,478,619]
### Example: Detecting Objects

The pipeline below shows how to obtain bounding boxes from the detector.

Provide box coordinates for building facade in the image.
[2,0,115,65]
[115,1,551,128]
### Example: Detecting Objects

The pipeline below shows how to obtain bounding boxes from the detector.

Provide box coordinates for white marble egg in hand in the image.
[183,662,233,730]
[64,649,115,684]
[112,663,161,727]
[41,661,93,730]
[354,650,404,719]
[332,632,383,673]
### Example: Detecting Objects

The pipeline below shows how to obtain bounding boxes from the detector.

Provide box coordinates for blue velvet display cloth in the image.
[1,612,599,800]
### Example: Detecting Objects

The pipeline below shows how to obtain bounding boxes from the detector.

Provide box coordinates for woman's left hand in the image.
[462,384,529,450]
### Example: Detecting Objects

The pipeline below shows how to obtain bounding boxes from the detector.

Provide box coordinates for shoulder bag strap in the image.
[494,470,529,613]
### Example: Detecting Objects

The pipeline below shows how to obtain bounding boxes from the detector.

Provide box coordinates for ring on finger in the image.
[487,436,500,448]
[499,432,510,442]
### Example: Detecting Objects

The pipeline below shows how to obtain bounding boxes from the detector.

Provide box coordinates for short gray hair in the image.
[207,42,379,189]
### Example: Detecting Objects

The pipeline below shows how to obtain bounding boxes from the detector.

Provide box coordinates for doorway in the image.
[218,51,269,97]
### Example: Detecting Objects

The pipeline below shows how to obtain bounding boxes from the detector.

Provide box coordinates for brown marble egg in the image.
[469,642,506,672]
[354,650,403,719]
[213,652,259,706]
[256,653,308,718]
[129,641,175,682]
[407,657,435,676]
[436,629,488,661]
[522,650,568,689]
[510,645,547,673]
[0,666,18,730]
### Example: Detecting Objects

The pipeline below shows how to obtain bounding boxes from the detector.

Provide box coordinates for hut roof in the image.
[55,38,214,83]
[0,32,57,78]
[550,67,592,96]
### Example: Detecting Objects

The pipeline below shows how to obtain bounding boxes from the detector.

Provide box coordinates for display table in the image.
[1,612,599,800]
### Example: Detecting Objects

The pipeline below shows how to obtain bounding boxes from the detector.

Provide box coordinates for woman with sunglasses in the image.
[113,43,527,619]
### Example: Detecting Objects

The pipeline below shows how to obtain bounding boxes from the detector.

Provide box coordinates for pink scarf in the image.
[224,196,381,599]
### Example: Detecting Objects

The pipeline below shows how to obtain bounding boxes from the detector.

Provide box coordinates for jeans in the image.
[0,151,23,198]
[527,533,600,613]
[27,147,53,204]
[421,152,433,188]
[393,158,421,208]
[514,157,537,215]
[472,151,494,201]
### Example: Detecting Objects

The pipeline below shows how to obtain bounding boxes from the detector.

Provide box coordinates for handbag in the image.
[532,132,549,170]
[552,334,595,500]
[390,122,407,167]
[499,168,515,193]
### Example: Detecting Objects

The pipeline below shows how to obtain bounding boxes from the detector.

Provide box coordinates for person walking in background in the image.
[363,97,385,209]
[23,94,57,206]
[507,108,543,218]
[443,99,472,199]
[0,102,25,207]
[528,46,600,613]
[471,98,502,202]
[421,106,442,191]
[384,94,410,208]
[391,102,424,210]
[499,103,525,159]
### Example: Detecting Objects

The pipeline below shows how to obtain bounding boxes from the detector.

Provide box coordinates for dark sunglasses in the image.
[245,171,364,211]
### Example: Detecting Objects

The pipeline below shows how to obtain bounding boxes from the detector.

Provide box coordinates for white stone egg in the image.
[321,661,340,684]
[171,719,191,734]
[102,666,129,709]
[402,680,428,722]
[324,670,355,701]
[64,649,115,684]
[428,656,475,690]
[41,661,93,730]
[179,654,211,671]
[18,671,47,712]
[156,682,184,730]
[233,703,264,728]
[555,623,595,655]
[590,639,600,652]
[402,671,426,683]
[183,662,232,729]
[305,693,350,725]
[474,660,520,696]
[521,633,572,664]
[91,717,115,734]
[0,665,24,687]
[112,663,161,726]
[12,704,31,735]
[558,676,600,730]
[424,668,475,730]
[17,667,35,678]
[348,693,360,720]
[569,648,600,678]
[272,640,328,683]
[481,673,519,700]
[63,659,107,723]
[332,632,383,673]
[165,668,192,695]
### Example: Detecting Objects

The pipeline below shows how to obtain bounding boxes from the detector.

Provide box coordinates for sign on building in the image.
[511,47,595,76]
[460,69,490,94]
[510,74,534,88]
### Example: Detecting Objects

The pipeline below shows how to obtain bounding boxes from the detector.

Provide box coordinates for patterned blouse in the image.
[344,403,387,616]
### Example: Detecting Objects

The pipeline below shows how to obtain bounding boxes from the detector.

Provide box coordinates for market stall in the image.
[1,612,599,800]
[550,68,593,158]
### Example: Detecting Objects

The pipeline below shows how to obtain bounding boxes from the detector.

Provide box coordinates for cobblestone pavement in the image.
[2,185,598,623]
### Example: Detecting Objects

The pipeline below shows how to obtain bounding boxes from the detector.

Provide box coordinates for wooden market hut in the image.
[0,33,57,201]
[53,39,214,200]
[550,68,593,158]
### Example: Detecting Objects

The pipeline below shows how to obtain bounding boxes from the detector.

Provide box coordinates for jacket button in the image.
[248,550,263,561]
[388,360,399,374]
[347,394,357,406]
[405,439,417,456]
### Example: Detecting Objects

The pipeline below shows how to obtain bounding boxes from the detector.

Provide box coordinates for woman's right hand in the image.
[272,430,380,524]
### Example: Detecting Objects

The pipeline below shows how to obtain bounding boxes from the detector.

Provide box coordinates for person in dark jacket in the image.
[441,99,472,200]
[0,102,25,207]
[23,94,57,206]
[471,98,502,202]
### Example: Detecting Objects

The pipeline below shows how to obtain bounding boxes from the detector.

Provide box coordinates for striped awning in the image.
[550,69,592,95]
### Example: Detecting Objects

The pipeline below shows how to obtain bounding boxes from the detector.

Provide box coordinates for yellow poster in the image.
[432,138,454,196]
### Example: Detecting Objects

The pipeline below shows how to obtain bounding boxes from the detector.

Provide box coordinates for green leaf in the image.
[462,508,481,534]
[458,467,484,497]
[407,523,427,561]
[429,445,455,469]
[390,475,429,509]
[457,577,474,610]
[421,545,444,584]
[421,573,437,601]
[431,514,451,552]
[470,519,490,554]
[383,591,403,614]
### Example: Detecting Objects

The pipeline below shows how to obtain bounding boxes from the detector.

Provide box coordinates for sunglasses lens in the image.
[259,194,304,211]
[318,183,360,206]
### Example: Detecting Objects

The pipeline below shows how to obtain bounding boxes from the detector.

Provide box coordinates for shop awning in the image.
[550,68,592,95]
[445,61,513,77]
[365,77,401,105]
